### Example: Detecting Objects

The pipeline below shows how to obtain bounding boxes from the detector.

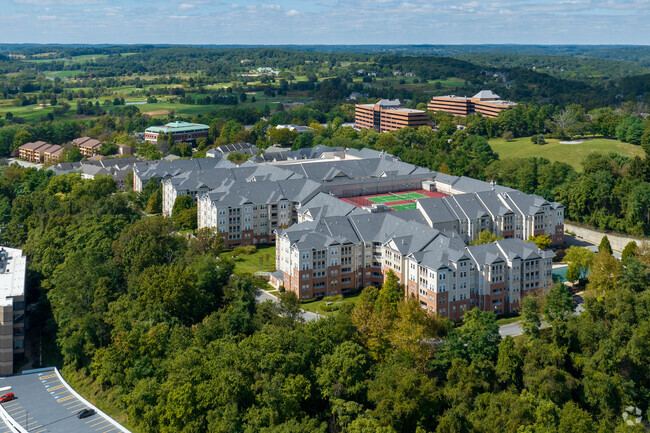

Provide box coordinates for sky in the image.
[1,0,650,45]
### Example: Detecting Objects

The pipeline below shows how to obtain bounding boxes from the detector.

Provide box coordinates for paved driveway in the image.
[256,290,320,322]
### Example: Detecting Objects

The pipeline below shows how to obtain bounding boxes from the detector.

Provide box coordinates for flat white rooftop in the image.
[0,247,26,304]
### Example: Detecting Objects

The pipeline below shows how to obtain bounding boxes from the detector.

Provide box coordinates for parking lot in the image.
[0,369,128,433]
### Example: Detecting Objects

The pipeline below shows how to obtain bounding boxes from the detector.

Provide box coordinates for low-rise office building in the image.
[0,247,26,375]
[355,99,430,132]
[144,121,209,144]
[429,90,516,118]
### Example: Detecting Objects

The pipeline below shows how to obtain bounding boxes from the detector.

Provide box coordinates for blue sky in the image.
[2,0,650,45]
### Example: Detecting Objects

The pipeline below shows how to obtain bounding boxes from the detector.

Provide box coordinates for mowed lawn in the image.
[300,292,362,316]
[223,245,276,275]
[489,136,645,170]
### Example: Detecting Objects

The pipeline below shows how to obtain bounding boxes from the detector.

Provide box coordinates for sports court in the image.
[339,189,447,211]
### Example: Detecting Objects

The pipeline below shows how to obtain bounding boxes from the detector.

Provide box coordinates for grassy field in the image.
[489,136,645,170]
[224,245,276,275]
[300,292,362,316]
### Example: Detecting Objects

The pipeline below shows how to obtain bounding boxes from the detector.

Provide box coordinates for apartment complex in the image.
[72,137,102,157]
[138,144,562,320]
[275,212,553,320]
[18,141,63,164]
[428,90,516,118]
[144,121,209,144]
[355,99,430,132]
[49,157,154,191]
[198,179,321,247]
[0,247,26,375]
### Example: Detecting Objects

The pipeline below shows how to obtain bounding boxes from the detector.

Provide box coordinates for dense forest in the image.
[0,165,648,432]
[2,46,650,108]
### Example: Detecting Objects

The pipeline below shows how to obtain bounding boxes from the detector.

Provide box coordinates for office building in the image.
[429,90,516,118]
[355,99,430,132]
[144,121,209,144]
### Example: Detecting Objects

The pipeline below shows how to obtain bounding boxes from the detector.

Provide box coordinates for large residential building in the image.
[144,121,209,144]
[153,145,564,251]
[72,137,102,157]
[133,158,231,192]
[146,145,562,321]
[275,212,553,320]
[192,148,439,247]
[428,90,516,118]
[198,179,322,247]
[18,141,63,164]
[355,99,430,132]
[49,157,153,191]
[0,247,26,375]
[206,142,260,159]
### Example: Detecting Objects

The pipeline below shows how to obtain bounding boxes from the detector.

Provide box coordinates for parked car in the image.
[76,408,96,419]
[0,393,15,403]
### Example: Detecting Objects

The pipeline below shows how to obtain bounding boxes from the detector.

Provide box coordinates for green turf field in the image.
[391,203,418,211]
[488,136,645,171]
[366,192,427,203]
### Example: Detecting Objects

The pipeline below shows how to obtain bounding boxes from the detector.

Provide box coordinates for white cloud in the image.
[36,15,57,20]
[261,3,281,9]
[179,3,195,9]
[286,8,299,15]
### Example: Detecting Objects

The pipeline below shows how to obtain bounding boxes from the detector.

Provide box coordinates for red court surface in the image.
[339,189,447,210]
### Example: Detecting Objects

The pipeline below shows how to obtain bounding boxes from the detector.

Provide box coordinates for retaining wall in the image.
[564,222,649,253]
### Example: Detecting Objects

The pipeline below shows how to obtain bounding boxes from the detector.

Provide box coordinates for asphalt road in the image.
[498,295,584,337]
[256,290,320,322]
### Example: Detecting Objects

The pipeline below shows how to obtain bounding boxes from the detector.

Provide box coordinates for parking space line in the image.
[66,402,86,410]
[102,427,119,433]
[88,418,106,426]
[96,422,117,431]
[57,395,76,403]
[47,384,67,391]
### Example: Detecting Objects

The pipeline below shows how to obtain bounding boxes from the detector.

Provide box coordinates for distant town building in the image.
[0,247,26,375]
[275,124,312,134]
[348,92,369,101]
[355,99,430,132]
[43,145,64,164]
[117,144,132,156]
[72,137,102,157]
[18,141,63,164]
[206,142,260,159]
[428,90,516,118]
[144,121,209,144]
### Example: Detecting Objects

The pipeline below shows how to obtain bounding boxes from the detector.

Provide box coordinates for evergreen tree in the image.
[598,236,613,255]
